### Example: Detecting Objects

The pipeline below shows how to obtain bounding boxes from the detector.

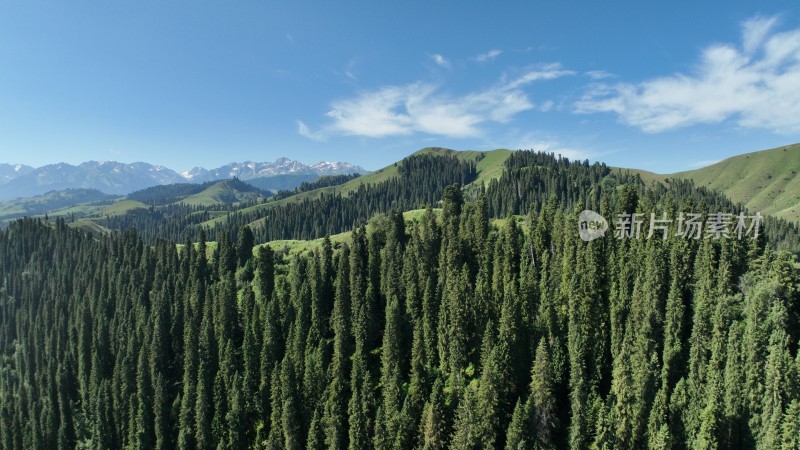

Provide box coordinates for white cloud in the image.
[585,70,613,80]
[539,100,555,112]
[575,16,800,134]
[474,49,503,62]
[431,54,451,69]
[503,63,574,89]
[299,64,574,139]
[297,120,326,141]
[743,16,778,54]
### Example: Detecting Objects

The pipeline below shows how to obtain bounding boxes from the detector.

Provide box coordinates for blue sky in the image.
[1,1,800,172]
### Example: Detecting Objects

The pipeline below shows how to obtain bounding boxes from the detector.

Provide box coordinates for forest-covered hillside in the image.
[1,150,799,449]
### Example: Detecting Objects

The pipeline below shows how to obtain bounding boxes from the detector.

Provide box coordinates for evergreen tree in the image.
[322,244,352,450]
[237,225,255,268]
[419,378,448,450]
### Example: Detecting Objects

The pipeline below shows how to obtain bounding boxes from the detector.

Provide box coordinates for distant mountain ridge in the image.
[0,158,365,200]
[180,158,362,182]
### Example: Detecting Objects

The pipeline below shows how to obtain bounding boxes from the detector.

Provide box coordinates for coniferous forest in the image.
[1,152,800,449]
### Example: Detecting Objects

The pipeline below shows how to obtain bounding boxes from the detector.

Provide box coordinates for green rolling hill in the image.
[177,179,265,207]
[615,143,800,222]
[94,199,149,216]
[0,188,114,224]
[672,144,800,222]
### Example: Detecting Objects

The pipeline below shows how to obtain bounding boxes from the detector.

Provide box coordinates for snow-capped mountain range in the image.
[179,158,362,182]
[0,158,365,200]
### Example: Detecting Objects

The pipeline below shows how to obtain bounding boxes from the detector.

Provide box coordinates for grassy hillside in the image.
[672,144,800,222]
[47,194,164,222]
[178,179,264,207]
[0,188,114,224]
[255,208,443,257]
[95,199,149,216]
[474,148,513,185]
[615,144,800,222]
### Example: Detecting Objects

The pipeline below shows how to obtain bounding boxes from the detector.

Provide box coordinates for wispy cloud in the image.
[503,63,574,89]
[299,64,574,139]
[297,120,326,141]
[431,54,451,69]
[575,16,800,134]
[742,15,778,53]
[474,49,503,62]
[585,70,613,80]
[344,58,358,80]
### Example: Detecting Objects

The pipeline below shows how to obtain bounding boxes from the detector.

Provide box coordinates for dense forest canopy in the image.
[1,150,799,449]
